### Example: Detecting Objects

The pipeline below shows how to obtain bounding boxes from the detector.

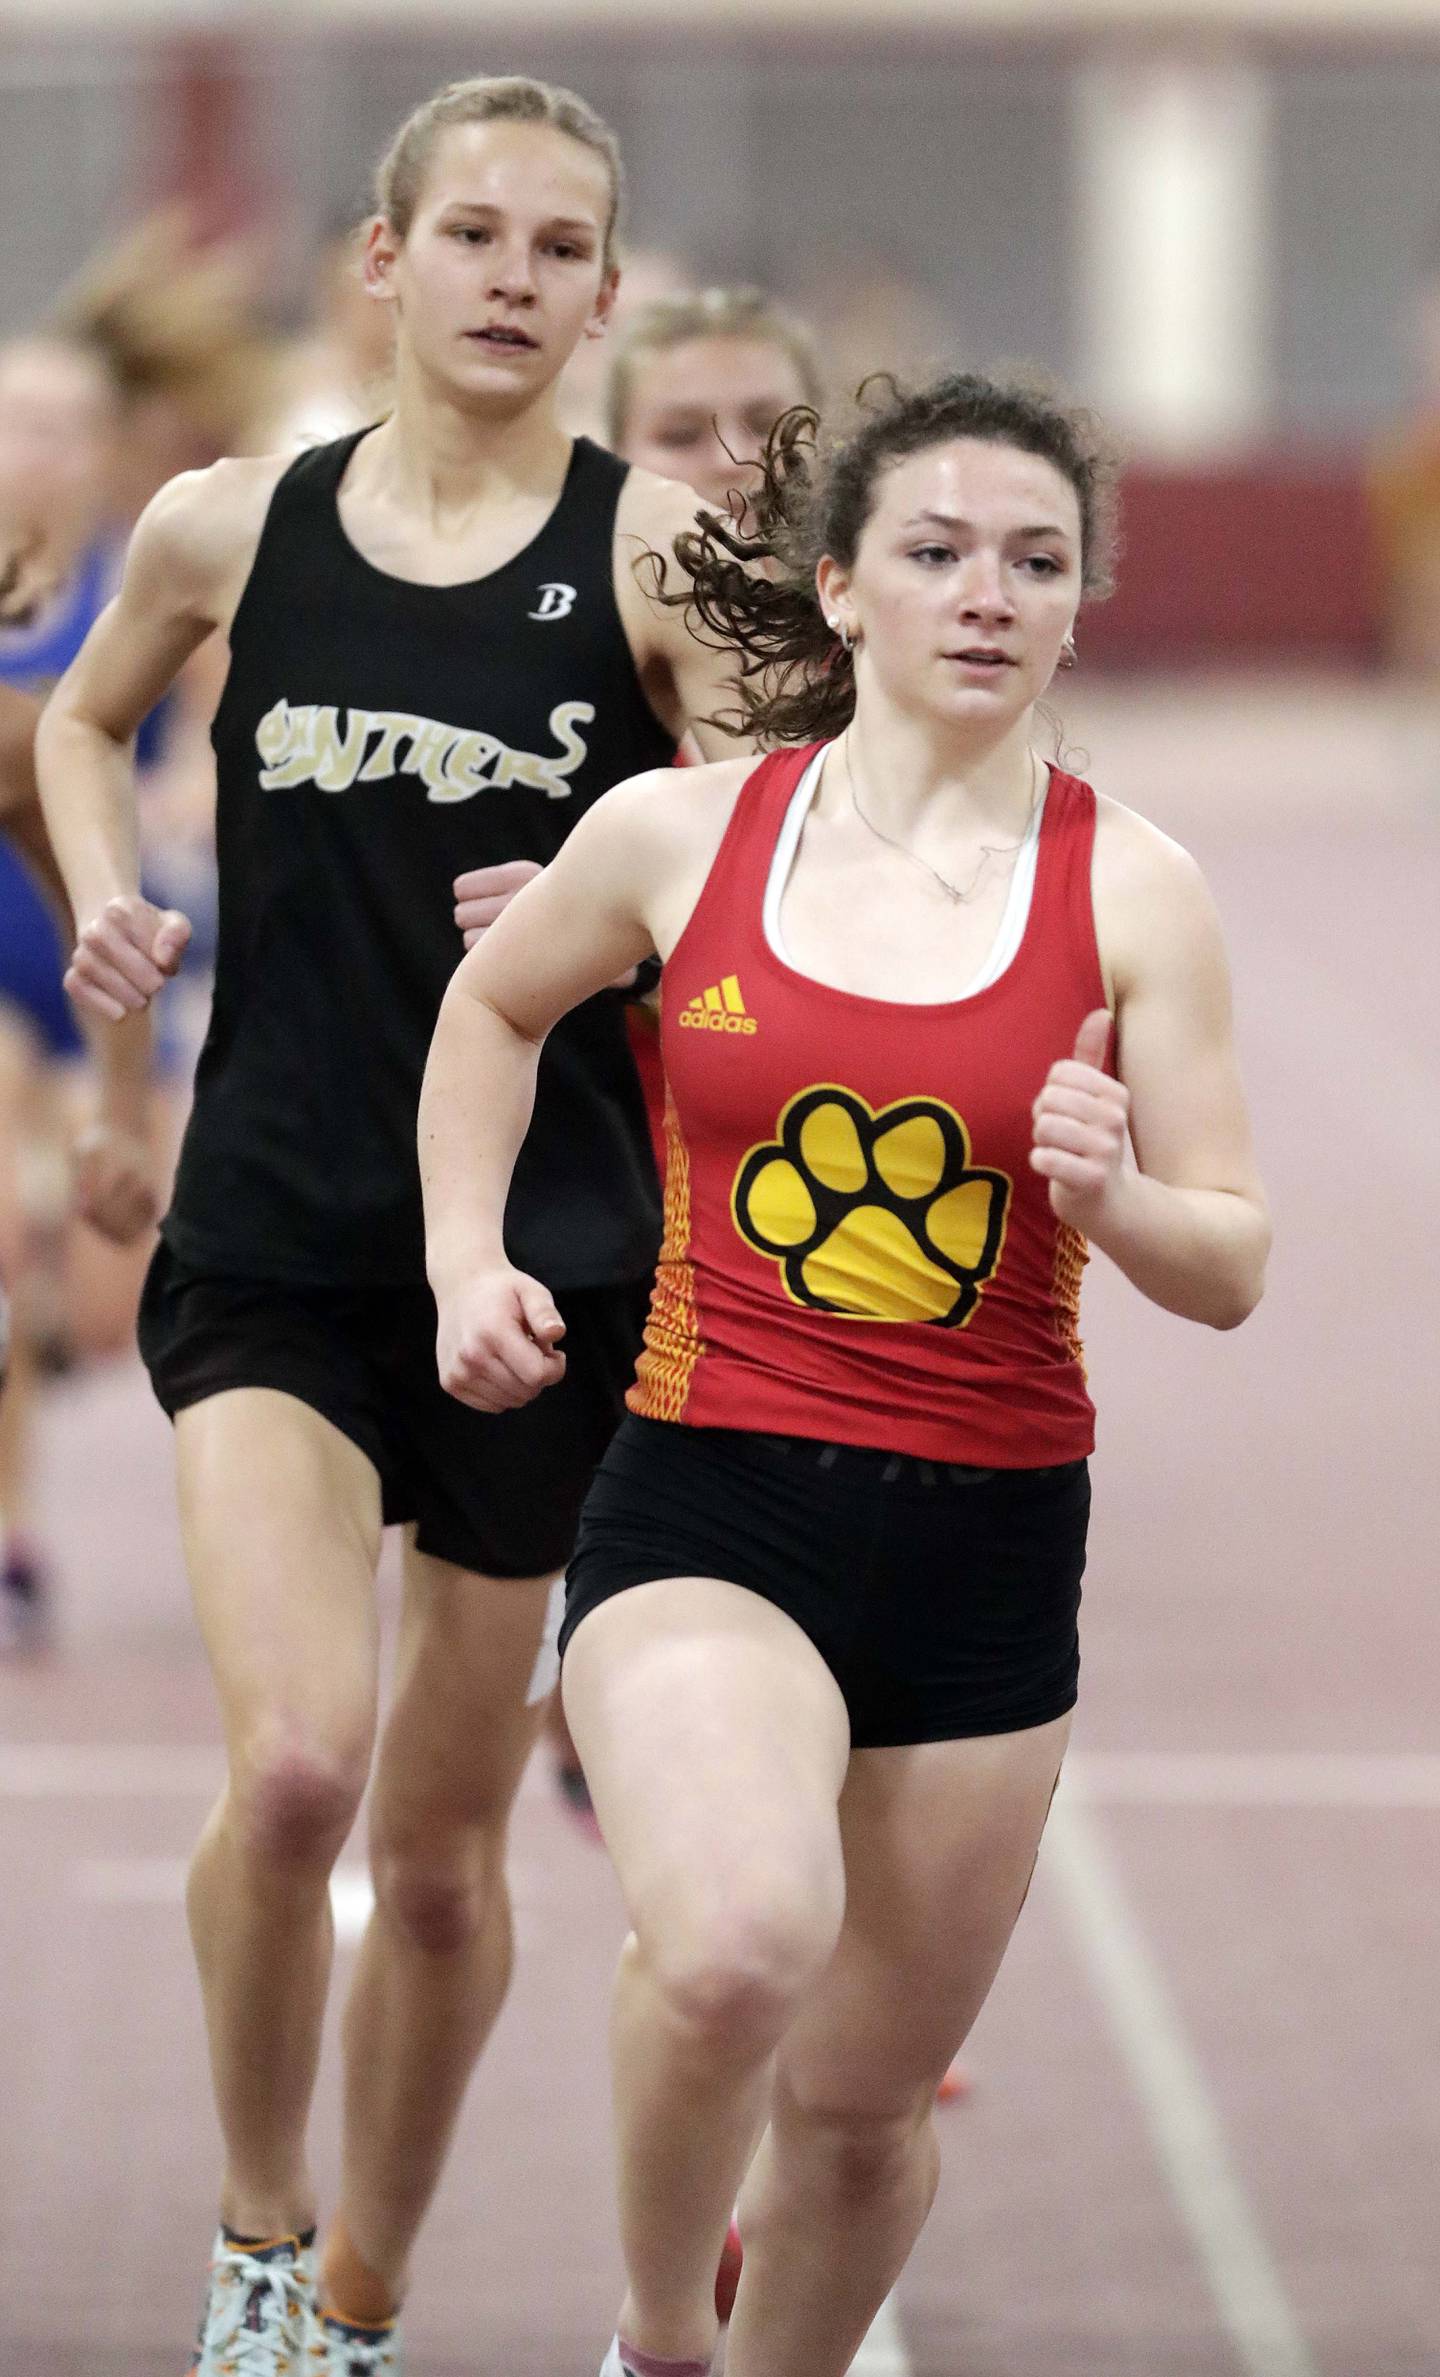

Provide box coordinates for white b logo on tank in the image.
[528,581,578,622]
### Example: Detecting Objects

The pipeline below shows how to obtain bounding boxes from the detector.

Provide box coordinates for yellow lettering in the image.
[256,698,322,788]
[400,719,461,797]
[255,698,594,803]
[358,713,419,781]
[545,700,595,793]
[433,730,502,802]
[308,707,371,793]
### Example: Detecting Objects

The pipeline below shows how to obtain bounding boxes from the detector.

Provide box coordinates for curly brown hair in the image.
[659,369,1120,746]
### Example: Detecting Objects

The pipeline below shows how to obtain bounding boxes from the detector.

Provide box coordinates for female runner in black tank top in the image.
[37,74,746,2377]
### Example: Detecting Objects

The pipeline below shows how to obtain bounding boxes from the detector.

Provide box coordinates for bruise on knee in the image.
[371,1828,508,1957]
[234,1740,369,1869]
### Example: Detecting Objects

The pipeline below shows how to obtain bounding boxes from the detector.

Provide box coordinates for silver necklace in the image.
[842,737,1041,906]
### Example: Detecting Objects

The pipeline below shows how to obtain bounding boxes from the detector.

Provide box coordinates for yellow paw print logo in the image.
[732,1086,1011,1327]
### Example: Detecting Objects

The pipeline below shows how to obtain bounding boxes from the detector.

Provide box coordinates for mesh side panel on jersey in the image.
[628,1096,704,1425]
[1052,1221,1089,1372]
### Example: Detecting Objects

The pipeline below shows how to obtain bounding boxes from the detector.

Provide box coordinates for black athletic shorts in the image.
[137,1241,650,1579]
[563,1413,1089,1748]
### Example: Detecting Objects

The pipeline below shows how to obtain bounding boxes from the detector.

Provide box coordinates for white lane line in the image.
[851,2291,912,2374]
[1065,1753,1440,1808]
[0,1744,223,1796]
[11,1746,1440,1806]
[328,1869,375,1943]
[1044,1796,1320,2377]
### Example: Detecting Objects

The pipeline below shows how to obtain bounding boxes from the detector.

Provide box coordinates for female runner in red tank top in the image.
[420,372,1271,2377]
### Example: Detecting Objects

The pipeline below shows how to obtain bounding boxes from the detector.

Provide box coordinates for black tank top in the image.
[164,430,676,1288]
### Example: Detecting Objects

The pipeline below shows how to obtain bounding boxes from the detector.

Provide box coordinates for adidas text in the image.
[679,1008,758,1034]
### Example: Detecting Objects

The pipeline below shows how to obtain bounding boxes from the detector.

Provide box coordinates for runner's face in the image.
[0,343,117,544]
[821,438,1082,732]
[374,122,616,408]
[620,335,810,515]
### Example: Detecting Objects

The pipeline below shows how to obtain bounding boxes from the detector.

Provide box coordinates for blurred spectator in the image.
[1369,221,1440,673]
[798,250,959,405]
[607,284,824,516]
[52,207,280,513]
[0,214,273,1650]
[0,332,129,1649]
[253,207,396,449]
[557,242,694,442]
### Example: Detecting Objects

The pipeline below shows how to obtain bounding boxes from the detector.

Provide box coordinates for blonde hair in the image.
[606,286,824,448]
[51,210,277,448]
[376,74,624,270]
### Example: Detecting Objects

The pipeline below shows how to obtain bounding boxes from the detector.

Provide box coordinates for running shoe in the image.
[714,2213,743,2322]
[311,2307,401,2372]
[0,1543,52,1657]
[188,2231,313,2374]
[598,2343,711,2377]
[553,1752,603,1840]
[937,2057,973,2104]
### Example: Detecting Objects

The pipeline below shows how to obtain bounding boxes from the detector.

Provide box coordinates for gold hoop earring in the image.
[1059,635,1077,670]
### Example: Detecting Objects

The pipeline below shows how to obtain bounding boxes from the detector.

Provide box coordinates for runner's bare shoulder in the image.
[125,451,295,634]
[598,753,758,876]
[612,464,718,606]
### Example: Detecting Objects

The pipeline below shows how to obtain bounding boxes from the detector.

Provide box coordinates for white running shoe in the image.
[597,2343,711,2377]
[311,2307,402,2373]
[188,2231,313,2374]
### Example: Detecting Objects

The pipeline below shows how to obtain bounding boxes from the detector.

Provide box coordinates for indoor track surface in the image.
[2,676,1436,2377]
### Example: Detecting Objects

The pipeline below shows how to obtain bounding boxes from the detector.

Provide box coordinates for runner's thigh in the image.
[175,1385,383,1768]
[370,1541,557,1829]
[776,1714,1072,2110]
[562,1576,851,1952]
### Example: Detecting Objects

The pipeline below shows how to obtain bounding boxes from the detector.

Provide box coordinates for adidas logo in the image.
[679,973,758,1035]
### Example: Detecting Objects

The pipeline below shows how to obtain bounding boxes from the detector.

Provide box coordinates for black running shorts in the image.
[563,1413,1089,1747]
[138,1242,649,1579]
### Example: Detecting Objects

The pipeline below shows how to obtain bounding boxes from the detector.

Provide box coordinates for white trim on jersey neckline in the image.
[762,744,1049,1003]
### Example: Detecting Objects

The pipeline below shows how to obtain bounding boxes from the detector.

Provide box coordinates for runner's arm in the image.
[39,459,281,1022]
[1033,821,1270,1328]
[35,469,245,941]
[422,768,681,1293]
[0,683,67,907]
[1,685,159,1237]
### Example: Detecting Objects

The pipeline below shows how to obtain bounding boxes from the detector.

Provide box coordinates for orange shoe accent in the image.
[936,2058,973,2104]
[714,2216,743,2323]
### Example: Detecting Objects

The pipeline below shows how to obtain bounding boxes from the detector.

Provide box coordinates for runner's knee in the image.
[772,2071,938,2205]
[372,1826,507,1957]
[232,1730,370,1868]
[643,1882,838,2054]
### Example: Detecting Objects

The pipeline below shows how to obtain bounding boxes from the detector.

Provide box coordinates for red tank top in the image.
[627,742,1107,1466]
